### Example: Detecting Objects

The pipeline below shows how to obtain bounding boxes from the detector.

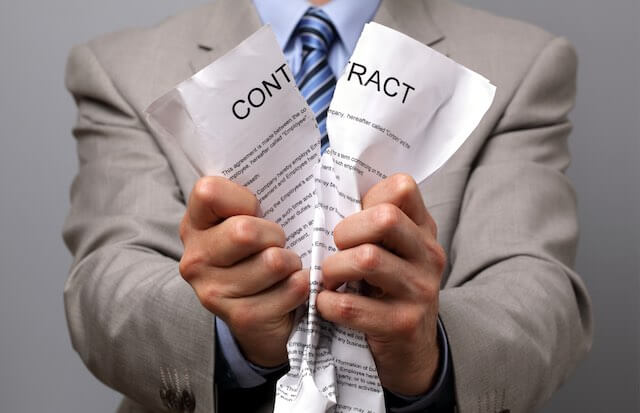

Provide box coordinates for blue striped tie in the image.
[294,8,338,153]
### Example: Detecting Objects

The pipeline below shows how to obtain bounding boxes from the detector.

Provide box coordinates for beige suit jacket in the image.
[63,0,592,412]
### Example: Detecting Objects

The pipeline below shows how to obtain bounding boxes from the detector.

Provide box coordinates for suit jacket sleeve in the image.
[439,36,593,412]
[63,43,215,412]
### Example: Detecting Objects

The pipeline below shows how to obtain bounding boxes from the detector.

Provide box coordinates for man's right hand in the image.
[179,176,309,367]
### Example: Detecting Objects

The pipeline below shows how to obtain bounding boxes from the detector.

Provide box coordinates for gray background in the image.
[0,0,637,411]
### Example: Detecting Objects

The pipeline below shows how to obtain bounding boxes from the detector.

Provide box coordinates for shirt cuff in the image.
[215,317,276,389]
[385,316,456,412]
[216,316,456,412]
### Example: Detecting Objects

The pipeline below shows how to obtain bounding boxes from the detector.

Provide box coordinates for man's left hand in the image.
[316,174,446,396]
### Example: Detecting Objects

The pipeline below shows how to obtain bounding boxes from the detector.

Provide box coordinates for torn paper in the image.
[146,26,319,266]
[145,23,496,413]
[275,22,495,413]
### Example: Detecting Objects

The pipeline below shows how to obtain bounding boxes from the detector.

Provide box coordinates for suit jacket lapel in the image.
[189,0,263,74]
[373,0,447,54]
[189,0,447,74]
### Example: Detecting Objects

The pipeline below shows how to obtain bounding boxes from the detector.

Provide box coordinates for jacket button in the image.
[181,389,196,412]
[160,388,180,410]
[159,389,169,408]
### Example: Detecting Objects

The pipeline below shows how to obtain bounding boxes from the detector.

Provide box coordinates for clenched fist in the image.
[179,176,309,367]
[317,174,446,396]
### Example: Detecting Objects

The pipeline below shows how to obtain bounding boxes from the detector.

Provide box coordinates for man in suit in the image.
[63,0,593,412]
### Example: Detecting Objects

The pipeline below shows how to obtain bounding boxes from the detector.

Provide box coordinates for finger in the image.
[187,176,260,230]
[322,244,412,297]
[316,290,415,337]
[223,269,310,326]
[201,215,286,266]
[361,173,435,235]
[222,269,310,367]
[333,203,426,259]
[214,247,302,297]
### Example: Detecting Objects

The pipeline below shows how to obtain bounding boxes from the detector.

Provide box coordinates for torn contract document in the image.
[146,23,495,413]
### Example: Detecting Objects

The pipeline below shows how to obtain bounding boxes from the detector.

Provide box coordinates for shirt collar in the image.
[252,0,380,53]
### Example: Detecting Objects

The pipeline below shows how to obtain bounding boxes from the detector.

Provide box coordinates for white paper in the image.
[276,22,495,413]
[146,23,495,413]
[146,26,320,266]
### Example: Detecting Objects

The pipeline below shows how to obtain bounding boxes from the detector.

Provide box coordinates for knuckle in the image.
[391,308,423,338]
[179,250,206,282]
[373,203,401,231]
[248,194,261,217]
[179,217,189,242]
[263,247,288,274]
[332,221,347,249]
[202,285,222,307]
[425,215,438,238]
[229,216,258,246]
[426,240,447,274]
[192,176,218,204]
[288,271,309,298]
[414,278,439,301]
[355,244,381,271]
[337,295,359,321]
[391,173,418,199]
[272,223,287,247]
[191,283,224,316]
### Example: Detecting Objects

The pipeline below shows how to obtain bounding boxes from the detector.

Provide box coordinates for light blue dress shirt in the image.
[254,0,380,77]
[215,1,454,411]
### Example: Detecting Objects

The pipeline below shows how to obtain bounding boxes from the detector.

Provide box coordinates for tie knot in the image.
[295,8,338,54]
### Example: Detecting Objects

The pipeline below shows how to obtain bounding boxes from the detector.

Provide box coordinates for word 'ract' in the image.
[345,61,415,104]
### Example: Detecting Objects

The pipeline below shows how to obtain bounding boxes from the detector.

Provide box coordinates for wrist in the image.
[385,342,440,396]
[231,317,292,368]
[235,332,289,368]
[383,316,456,411]
[373,321,440,396]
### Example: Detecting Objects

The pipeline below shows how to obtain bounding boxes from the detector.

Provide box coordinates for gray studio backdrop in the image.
[0,0,637,411]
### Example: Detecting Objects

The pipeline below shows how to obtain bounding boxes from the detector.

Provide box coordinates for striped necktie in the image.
[294,8,338,153]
